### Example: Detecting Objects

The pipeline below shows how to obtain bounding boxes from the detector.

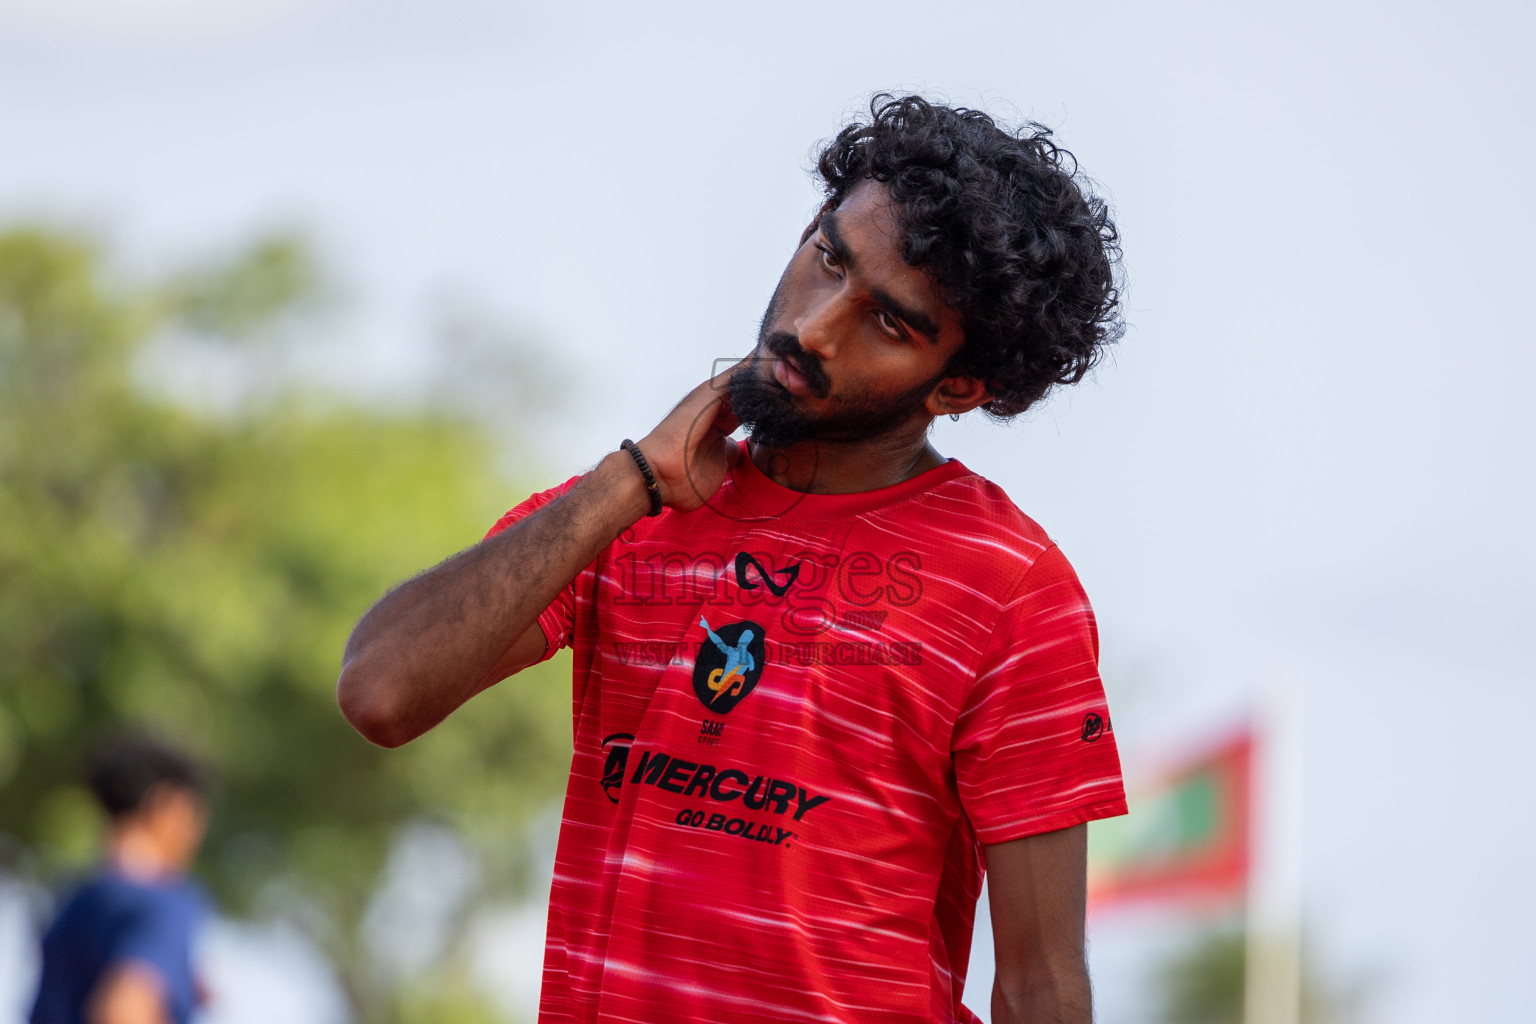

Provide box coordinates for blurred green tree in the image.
[0,226,569,1023]
[1155,926,1366,1024]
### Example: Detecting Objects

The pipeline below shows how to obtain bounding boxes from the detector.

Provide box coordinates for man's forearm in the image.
[337,361,744,747]
[337,450,650,746]
[991,961,1092,1024]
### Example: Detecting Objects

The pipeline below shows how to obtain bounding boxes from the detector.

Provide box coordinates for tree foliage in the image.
[0,226,569,1022]
[1155,926,1365,1024]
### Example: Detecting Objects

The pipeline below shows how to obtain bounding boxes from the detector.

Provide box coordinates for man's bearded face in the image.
[727,181,978,450]
[729,286,951,448]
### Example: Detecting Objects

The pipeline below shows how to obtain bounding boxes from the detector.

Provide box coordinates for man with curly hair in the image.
[339,94,1128,1024]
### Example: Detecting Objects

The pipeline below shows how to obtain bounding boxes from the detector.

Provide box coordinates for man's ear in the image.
[926,376,992,417]
[799,200,837,246]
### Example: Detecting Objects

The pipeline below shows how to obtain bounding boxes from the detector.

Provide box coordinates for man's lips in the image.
[773,356,816,397]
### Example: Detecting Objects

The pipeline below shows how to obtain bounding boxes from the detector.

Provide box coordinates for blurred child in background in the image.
[29,734,210,1024]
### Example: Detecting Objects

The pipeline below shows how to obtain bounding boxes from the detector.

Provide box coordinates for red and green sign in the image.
[1088,730,1252,910]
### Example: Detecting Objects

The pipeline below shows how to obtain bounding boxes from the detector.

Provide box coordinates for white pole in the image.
[1243,682,1304,1024]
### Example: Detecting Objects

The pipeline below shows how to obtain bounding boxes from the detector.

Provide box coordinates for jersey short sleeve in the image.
[484,474,584,664]
[31,875,207,1024]
[110,894,195,989]
[951,544,1128,844]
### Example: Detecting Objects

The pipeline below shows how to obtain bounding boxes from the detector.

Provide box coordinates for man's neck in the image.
[748,424,946,494]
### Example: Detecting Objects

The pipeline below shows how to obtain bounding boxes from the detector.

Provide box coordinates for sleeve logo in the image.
[1081,712,1106,742]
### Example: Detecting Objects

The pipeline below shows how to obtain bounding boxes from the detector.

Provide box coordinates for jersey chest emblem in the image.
[692,616,768,713]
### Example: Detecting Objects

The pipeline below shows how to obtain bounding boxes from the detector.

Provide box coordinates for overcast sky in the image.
[2,1,1532,1022]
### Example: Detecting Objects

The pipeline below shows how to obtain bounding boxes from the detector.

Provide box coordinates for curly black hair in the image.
[813,94,1123,417]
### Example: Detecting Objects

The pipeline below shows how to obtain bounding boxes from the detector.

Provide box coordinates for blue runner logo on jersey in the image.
[692,617,768,714]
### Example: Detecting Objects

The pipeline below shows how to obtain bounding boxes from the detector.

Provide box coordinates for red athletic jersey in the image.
[486,442,1126,1024]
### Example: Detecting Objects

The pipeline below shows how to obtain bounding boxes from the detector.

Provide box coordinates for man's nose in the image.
[793,295,841,360]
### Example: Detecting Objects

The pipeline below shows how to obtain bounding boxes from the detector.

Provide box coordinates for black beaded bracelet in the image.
[620,439,664,517]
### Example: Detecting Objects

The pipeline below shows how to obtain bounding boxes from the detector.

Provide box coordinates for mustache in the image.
[761,331,831,398]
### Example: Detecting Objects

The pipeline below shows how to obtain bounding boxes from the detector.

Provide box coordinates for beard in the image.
[729,284,949,448]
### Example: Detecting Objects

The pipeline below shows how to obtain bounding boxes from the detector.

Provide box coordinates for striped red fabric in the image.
[485,441,1127,1023]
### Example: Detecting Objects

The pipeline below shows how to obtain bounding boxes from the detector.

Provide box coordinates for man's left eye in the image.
[874,310,903,338]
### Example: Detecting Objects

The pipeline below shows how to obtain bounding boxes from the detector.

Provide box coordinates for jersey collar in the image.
[725,438,972,523]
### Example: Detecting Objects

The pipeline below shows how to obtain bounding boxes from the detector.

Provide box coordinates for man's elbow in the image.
[336,657,416,749]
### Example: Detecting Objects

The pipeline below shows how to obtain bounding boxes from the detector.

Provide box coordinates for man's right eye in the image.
[816,245,842,272]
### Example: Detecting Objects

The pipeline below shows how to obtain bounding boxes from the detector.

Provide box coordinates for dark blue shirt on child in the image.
[30,868,206,1024]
